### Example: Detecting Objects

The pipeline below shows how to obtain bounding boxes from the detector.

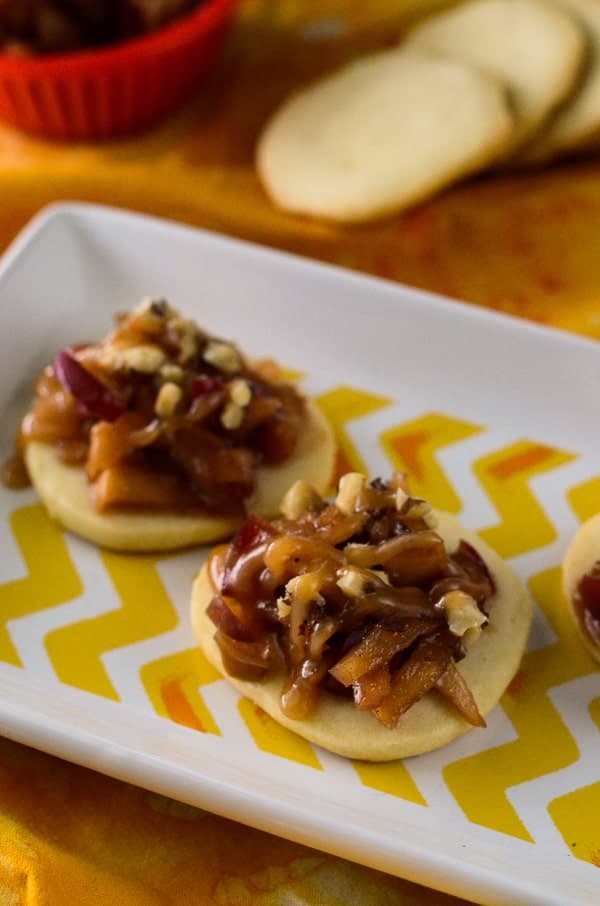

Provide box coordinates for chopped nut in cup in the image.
[0,0,206,56]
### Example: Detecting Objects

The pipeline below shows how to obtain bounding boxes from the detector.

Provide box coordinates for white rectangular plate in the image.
[0,204,599,906]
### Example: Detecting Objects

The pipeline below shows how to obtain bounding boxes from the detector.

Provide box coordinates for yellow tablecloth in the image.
[1,2,599,903]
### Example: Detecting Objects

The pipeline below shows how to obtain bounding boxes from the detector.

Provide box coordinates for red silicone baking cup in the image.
[0,0,239,140]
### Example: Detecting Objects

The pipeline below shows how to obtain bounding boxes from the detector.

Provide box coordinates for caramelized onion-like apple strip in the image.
[353,664,392,710]
[258,409,300,463]
[128,418,163,448]
[264,535,345,585]
[455,540,496,592]
[343,587,439,625]
[221,542,272,602]
[308,616,339,659]
[345,532,449,585]
[221,515,276,599]
[21,393,83,443]
[374,633,453,729]
[252,358,284,383]
[310,505,369,546]
[285,566,343,662]
[432,540,495,608]
[224,515,275,561]
[219,645,274,682]
[289,583,317,663]
[437,660,486,727]
[187,388,225,423]
[215,629,273,676]
[330,621,431,687]
[280,654,334,720]
[94,464,187,511]
[174,438,256,489]
[87,412,147,479]
[54,350,125,422]
[207,595,262,642]
[241,396,282,432]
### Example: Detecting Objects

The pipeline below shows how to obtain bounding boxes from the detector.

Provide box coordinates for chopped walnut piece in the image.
[221,401,244,430]
[203,340,241,374]
[102,344,166,374]
[135,297,173,320]
[175,320,198,362]
[336,472,366,515]
[395,487,409,511]
[276,597,292,620]
[155,382,182,418]
[229,378,252,408]
[280,480,321,520]
[437,590,486,640]
[336,566,369,598]
[159,363,184,383]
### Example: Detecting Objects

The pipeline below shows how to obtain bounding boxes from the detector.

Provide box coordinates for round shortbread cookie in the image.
[562,513,600,663]
[517,0,600,162]
[25,400,335,552]
[406,0,585,154]
[256,47,514,223]
[191,511,532,761]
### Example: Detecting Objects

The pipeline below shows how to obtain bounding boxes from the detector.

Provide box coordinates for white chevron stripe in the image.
[409,702,519,834]
[0,492,37,584]
[507,674,600,851]
[6,535,110,681]
[343,398,440,478]
[201,681,259,749]
[100,549,204,710]
[317,747,359,783]
[437,427,513,527]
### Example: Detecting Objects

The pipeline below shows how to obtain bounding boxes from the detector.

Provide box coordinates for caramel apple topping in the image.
[4,299,305,517]
[207,473,494,728]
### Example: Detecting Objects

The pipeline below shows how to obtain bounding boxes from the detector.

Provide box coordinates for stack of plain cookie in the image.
[257,0,600,223]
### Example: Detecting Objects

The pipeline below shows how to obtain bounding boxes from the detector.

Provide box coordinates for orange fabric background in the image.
[0,1,599,903]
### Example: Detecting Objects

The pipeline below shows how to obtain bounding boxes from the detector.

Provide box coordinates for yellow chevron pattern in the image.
[549,782,600,868]
[315,386,391,485]
[237,700,322,769]
[380,413,482,512]
[444,567,597,840]
[545,693,600,867]
[1,387,598,868]
[590,697,600,730]
[140,647,221,734]
[0,505,83,666]
[352,760,426,806]
[45,552,178,700]
[567,476,600,523]
[474,441,575,558]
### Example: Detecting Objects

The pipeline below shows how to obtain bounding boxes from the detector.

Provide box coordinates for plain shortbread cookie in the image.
[256,47,514,223]
[517,0,600,162]
[407,0,585,154]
